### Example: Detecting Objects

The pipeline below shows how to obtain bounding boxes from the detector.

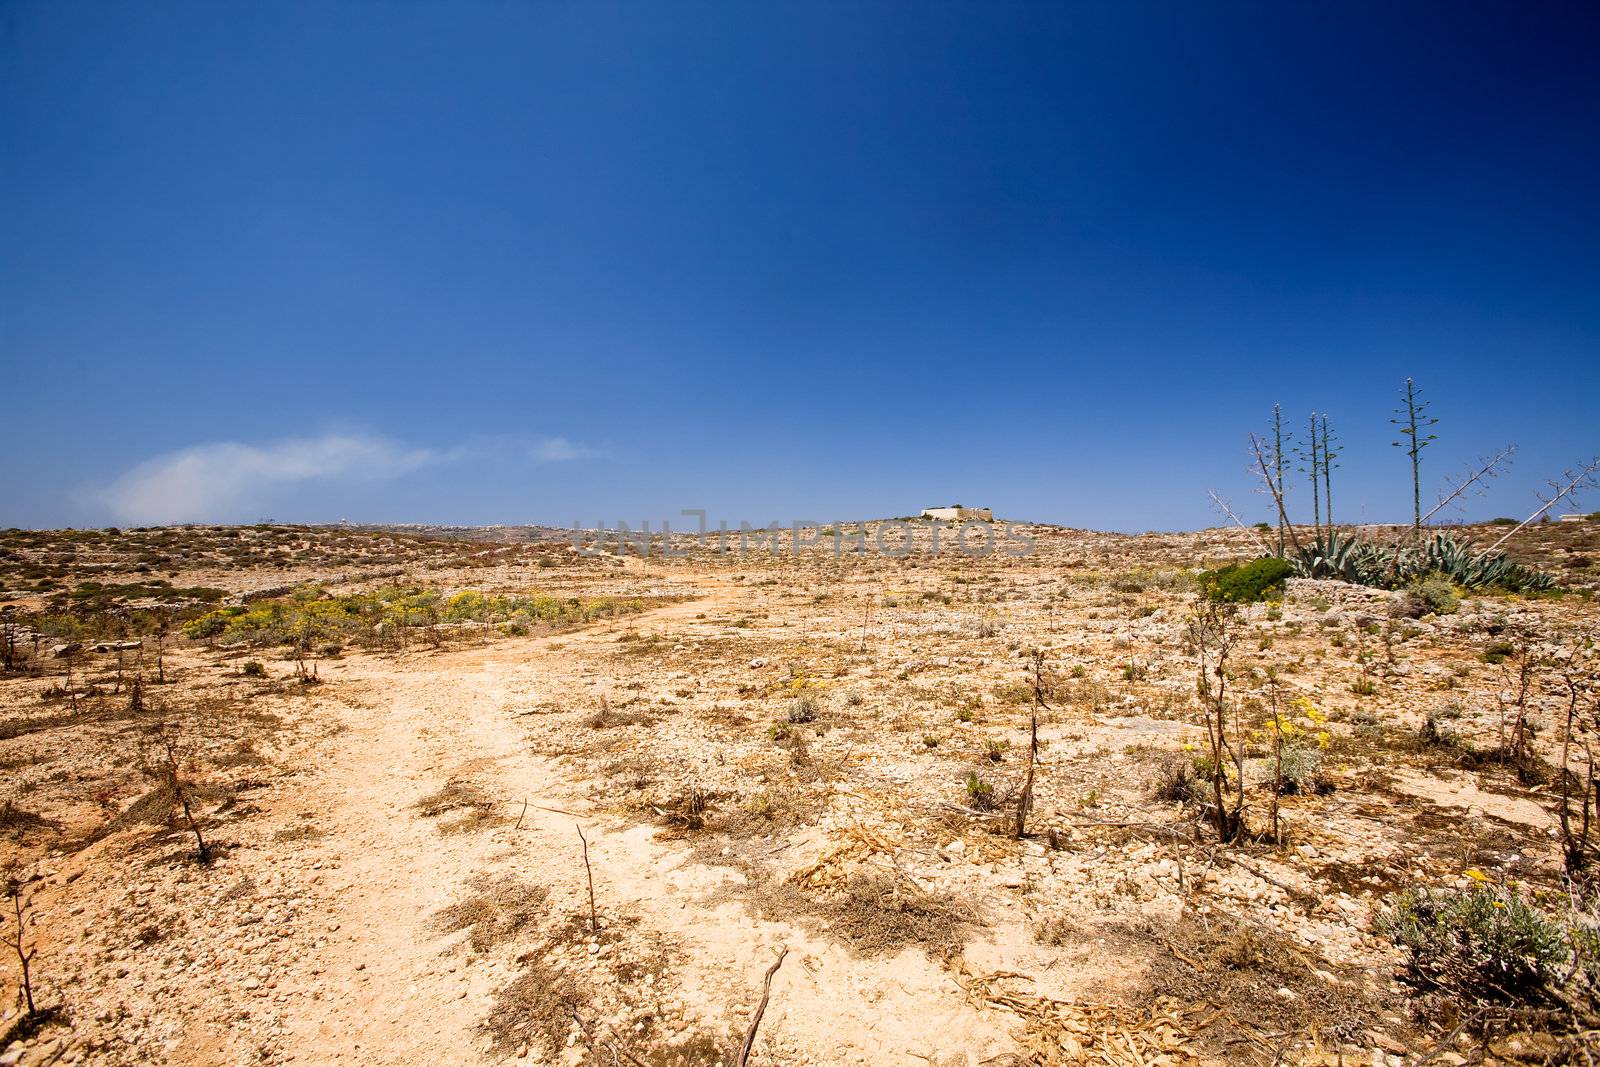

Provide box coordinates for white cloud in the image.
[96,431,598,524]
[529,436,601,463]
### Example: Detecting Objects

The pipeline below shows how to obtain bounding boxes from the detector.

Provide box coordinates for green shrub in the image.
[182,610,234,639]
[1191,751,1222,782]
[241,660,267,678]
[1198,557,1293,603]
[1381,885,1565,1000]
[964,772,996,810]
[1393,576,1460,618]
[1482,641,1516,665]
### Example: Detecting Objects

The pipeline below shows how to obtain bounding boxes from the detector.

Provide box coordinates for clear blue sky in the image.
[4,2,1596,531]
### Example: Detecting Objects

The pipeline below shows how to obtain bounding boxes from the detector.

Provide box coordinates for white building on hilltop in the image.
[921,504,993,522]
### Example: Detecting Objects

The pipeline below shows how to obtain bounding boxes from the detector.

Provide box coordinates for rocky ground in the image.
[0,519,1597,1065]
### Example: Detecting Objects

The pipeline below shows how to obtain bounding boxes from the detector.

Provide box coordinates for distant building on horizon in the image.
[921,504,993,522]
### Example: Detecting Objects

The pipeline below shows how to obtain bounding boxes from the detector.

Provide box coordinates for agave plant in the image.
[1293,531,1554,593]
[1399,534,1556,593]
[1291,531,1394,586]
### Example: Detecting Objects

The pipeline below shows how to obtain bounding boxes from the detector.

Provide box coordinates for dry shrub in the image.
[1137,913,1373,1046]
[220,875,257,901]
[651,1031,737,1067]
[1418,711,1472,756]
[583,705,652,729]
[652,785,714,835]
[414,778,489,817]
[211,739,265,768]
[481,959,583,1057]
[440,808,503,835]
[435,874,550,953]
[109,779,229,831]
[771,723,810,763]
[785,695,818,724]
[0,801,54,841]
[1034,915,1077,946]
[745,869,971,960]
[822,872,971,958]
[1149,754,1195,804]
[413,778,501,834]
[715,788,820,837]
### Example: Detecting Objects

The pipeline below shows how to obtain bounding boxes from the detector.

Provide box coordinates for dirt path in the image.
[244,580,1015,1066]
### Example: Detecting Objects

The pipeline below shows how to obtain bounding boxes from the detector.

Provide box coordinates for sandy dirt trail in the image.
[245,578,1013,1066]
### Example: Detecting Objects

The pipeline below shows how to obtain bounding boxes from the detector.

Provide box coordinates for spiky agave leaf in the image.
[1294,531,1554,593]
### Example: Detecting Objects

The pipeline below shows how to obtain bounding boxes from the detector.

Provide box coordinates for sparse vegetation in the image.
[964,771,996,810]
[1151,753,1195,804]
[481,959,584,1057]
[182,586,654,649]
[3,517,1597,1063]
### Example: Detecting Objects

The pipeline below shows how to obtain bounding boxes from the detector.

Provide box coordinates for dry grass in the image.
[434,874,550,953]
[744,868,972,960]
[583,704,654,729]
[480,959,584,1057]
[272,824,326,843]
[108,780,229,831]
[413,778,503,833]
[413,778,491,816]
[1134,913,1379,1048]
[821,871,972,958]
[0,800,54,840]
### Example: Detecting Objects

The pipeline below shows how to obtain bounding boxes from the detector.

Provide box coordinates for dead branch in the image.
[1206,490,1271,554]
[3,880,37,1017]
[576,824,598,934]
[1190,602,1245,843]
[734,947,789,1067]
[1489,456,1600,551]
[1014,650,1048,839]
[151,723,209,863]
[1056,813,1316,906]
[1249,433,1303,555]
[572,1008,651,1067]
[1421,444,1515,525]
